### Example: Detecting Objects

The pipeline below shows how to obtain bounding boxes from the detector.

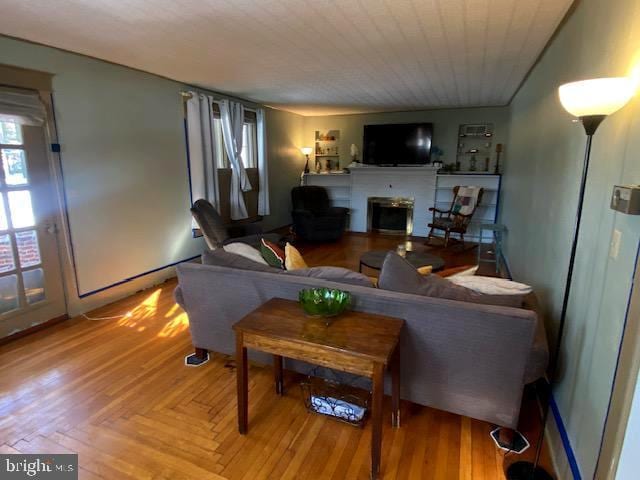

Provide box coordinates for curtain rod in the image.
[179,90,258,111]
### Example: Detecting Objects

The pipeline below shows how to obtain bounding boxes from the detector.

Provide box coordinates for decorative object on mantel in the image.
[350,143,359,163]
[457,123,494,172]
[301,147,312,174]
[298,287,351,323]
[505,76,635,480]
[431,145,444,164]
[315,130,340,172]
[469,155,477,171]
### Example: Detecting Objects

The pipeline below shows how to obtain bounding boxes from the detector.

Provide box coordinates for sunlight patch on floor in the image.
[117,289,161,330]
[157,311,189,338]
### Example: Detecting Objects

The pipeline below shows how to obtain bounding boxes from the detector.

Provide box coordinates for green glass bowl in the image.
[298,288,352,318]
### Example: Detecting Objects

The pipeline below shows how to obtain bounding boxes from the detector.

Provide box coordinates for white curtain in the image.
[219,99,252,220]
[256,108,270,215]
[0,88,46,125]
[186,92,220,220]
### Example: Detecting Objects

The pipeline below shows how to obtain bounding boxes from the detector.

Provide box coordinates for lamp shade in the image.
[559,77,635,117]
[301,147,313,155]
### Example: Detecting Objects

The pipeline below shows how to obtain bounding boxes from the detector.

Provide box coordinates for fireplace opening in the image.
[367,197,414,235]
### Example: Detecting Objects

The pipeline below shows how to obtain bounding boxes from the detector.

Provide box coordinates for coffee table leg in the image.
[371,362,384,480]
[236,333,248,434]
[274,354,284,395]
[391,346,400,428]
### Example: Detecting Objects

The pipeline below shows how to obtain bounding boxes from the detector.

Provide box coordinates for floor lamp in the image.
[507,77,635,480]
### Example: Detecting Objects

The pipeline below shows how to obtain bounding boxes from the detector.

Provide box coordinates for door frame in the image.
[0,67,73,337]
[595,242,640,478]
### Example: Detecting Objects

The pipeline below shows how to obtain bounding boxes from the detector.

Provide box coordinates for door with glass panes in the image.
[0,118,66,337]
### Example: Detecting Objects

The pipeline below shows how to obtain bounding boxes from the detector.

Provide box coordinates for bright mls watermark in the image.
[1,454,77,479]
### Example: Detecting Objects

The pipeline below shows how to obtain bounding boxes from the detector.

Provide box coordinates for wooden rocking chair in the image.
[427,186,484,248]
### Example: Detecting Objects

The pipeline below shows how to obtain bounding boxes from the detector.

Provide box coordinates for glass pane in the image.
[0,119,22,145]
[213,118,227,169]
[0,196,7,230]
[8,190,35,228]
[1,149,28,185]
[23,268,45,304]
[0,274,18,314]
[0,234,15,273]
[16,230,41,268]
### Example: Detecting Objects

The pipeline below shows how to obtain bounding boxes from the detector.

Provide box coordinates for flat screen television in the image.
[363,123,433,166]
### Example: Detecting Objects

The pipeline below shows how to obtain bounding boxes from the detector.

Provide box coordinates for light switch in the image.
[610,229,622,259]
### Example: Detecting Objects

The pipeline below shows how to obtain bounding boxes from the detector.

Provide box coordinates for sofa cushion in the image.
[284,266,374,287]
[202,249,278,273]
[449,276,533,296]
[223,242,269,265]
[439,265,479,278]
[378,252,522,308]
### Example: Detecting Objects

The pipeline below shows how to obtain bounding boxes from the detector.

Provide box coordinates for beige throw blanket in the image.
[452,186,481,216]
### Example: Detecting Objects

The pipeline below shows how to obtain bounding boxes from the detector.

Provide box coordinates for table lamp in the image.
[301,147,313,174]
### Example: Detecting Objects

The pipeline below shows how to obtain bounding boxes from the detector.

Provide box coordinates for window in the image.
[210,104,258,170]
[0,118,46,310]
[241,122,257,169]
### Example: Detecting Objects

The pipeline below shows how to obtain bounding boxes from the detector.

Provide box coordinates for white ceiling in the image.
[0,0,573,116]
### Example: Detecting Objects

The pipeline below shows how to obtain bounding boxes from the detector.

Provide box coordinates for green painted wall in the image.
[0,36,303,316]
[302,107,510,170]
[262,108,304,231]
[500,0,640,476]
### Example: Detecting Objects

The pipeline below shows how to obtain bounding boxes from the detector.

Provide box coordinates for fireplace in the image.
[367,197,414,235]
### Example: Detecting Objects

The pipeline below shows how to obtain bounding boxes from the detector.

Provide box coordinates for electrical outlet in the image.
[610,229,622,259]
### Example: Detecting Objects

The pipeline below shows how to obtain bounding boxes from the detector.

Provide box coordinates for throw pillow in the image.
[284,243,308,270]
[416,265,433,275]
[223,242,269,265]
[261,238,286,269]
[437,265,479,278]
[378,252,522,308]
[448,276,533,296]
[202,249,278,273]
[285,266,374,287]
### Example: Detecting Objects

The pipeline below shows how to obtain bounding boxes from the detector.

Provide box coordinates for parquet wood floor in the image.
[0,233,553,479]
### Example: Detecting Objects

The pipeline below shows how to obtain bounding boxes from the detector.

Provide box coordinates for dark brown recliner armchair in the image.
[291,186,349,242]
[190,199,282,249]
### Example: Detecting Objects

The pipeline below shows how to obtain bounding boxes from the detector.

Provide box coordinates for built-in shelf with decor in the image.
[315,130,341,172]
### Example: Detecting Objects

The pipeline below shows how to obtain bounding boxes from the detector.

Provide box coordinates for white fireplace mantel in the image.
[302,167,500,241]
[349,166,437,236]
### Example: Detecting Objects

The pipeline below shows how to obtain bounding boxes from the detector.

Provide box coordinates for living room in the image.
[1,0,639,479]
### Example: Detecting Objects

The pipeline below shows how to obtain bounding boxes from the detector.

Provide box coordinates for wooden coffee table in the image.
[232,298,404,480]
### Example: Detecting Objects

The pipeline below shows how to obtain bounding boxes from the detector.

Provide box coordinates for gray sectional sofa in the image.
[174,253,548,429]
